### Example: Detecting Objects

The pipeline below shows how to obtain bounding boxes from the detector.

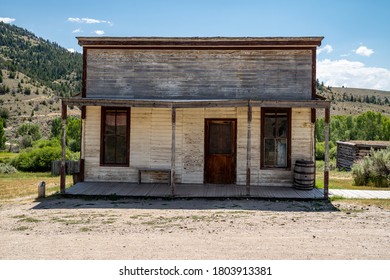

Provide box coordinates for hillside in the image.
[0,22,82,96]
[0,22,81,145]
[316,83,390,117]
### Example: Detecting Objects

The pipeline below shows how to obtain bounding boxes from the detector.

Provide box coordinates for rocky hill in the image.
[0,22,82,144]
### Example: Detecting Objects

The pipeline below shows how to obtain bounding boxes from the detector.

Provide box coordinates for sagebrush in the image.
[351,147,390,187]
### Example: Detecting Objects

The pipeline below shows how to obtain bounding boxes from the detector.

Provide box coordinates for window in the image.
[261,108,291,169]
[100,107,130,166]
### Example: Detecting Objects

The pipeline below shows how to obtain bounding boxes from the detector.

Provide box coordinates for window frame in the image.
[260,108,291,170]
[100,107,131,167]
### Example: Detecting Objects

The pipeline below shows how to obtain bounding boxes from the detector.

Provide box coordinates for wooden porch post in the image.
[246,102,252,196]
[60,100,67,194]
[324,108,330,199]
[171,107,176,196]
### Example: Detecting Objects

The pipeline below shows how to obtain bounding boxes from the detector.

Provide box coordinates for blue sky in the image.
[1,0,390,91]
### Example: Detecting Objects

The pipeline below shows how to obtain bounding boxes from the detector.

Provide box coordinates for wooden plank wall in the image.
[336,143,357,171]
[86,49,312,100]
[83,106,313,186]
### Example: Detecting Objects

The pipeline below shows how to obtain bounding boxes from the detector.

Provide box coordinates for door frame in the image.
[204,118,237,184]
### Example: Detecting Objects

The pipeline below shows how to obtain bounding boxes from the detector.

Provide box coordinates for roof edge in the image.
[77,36,324,48]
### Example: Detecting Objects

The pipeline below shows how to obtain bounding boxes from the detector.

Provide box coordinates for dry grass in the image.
[316,168,381,190]
[0,172,72,202]
[332,198,390,210]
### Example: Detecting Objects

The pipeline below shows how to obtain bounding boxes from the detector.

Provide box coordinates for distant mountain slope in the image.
[316,83,390,117]
[0,22,82,97]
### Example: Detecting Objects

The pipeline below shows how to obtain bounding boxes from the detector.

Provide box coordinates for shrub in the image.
[351,157,371,186]
[351,147,390,187]
[0,163,17,174]
[369,147,390,187]
[316,142,325,160]
[12,139,79,172]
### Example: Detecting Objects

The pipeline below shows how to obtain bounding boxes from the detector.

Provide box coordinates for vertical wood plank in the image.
[246,102,252,195]
[324,108,330,199]
[171,107,176,195]
[60,101,67,193]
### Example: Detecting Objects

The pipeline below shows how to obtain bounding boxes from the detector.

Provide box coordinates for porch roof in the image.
[62,97,331,109]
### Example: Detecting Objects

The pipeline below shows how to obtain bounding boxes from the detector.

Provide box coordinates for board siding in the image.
[83,106,313,186]
[86,49,312,101]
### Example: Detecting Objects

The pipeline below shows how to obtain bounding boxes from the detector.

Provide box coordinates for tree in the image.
[0,117,5,150]
[50,116,81,152]
[17,123,42,148]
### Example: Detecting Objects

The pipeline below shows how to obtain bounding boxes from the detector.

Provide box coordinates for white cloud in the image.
[0,17,16,23]
[317,59,390,91]
[318,44,333,54]
[72,28,82,33]
[355,45,374,57]
[94,30,105,35]
[67,48,75,53]
[67,17,112,25]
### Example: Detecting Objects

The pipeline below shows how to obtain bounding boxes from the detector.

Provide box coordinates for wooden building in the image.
[61,37,331,198]
[336,140,390,170]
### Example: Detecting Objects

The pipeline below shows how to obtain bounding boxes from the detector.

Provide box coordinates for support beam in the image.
[246,102,252,196]
[324,108,330,199]
[79,107,86,182]
[171,108,176,196]
[60,101,67,194]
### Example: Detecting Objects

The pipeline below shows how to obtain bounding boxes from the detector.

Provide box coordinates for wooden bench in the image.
[137,168,171,185]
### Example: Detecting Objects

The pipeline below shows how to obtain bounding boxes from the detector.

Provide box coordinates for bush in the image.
[12,139,79,172]
[370,147,390,187]
[351,157,371,186]
[316,142,325,160]
[351,147,390,187]
[0,163,17,174]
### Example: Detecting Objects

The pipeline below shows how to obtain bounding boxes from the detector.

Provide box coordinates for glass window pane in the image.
[264,114,275,138]
[276,116,287,137]
[116,135,127,164]
[262,109,289,168]
[105,113,116,135]
[264,138,275,166]
[276,139,287,167]
[102,108,129,165]
[104,136,116,164]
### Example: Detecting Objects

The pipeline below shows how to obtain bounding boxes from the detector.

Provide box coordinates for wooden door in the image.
[205,119,236,184]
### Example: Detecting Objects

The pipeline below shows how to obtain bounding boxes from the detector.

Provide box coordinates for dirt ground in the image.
[0,196,389,260]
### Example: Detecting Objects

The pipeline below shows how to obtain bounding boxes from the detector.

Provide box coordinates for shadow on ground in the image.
[32,194,340,212]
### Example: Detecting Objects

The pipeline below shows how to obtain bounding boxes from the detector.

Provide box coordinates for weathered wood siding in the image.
[86,49,313,100]
[336,141,390,171]
[83,106,313,186]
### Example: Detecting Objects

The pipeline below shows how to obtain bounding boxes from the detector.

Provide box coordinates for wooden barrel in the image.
[294,160,315,190]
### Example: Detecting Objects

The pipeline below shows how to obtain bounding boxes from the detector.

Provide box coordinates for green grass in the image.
[0,152,17,163]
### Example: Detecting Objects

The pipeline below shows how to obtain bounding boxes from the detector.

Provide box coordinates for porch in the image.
[65,182,326,200]
[60,98,332,199]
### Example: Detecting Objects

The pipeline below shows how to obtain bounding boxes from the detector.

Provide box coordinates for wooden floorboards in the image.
[66,182,326,200]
